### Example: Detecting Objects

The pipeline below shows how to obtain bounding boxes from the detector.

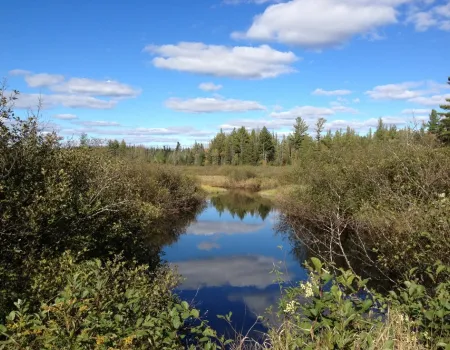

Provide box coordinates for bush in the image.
[265,258,450,349]
[0,253,226,350]
[279,137,450,284]
[0,89,203,321]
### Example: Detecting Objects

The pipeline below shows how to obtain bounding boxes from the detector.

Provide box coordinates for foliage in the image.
[437,77,450,144]
[0,253,231,350]
[266,258,450,349]
[0,87,203,321]
[279,133,450,284]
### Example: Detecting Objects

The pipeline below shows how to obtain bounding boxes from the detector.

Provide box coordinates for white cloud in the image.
[408,94,449,106]
[353,98,361,103]
[223,0,281,4]
[407,2,450,31]
[73,120,121,127]
[145,42,298,79]
[220,118,294,131]
[366,81,450,106]
[331,105,359,114]
[232,0,404,48]
[366,82,423,100]
[165,96,266,113]
[51,78,141,97]
[13,92,117,109]
[199,82,223,91]
[53,113,78,120]
[313,88,352,96]
[270,106,335,120]
[401,108,431,115]
[25,73,65,88]
[174,255,290,290]
[8,69,31,76]
[187,220,265,235]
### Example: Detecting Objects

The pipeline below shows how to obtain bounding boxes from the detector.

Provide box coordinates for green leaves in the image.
[0,253,225,349]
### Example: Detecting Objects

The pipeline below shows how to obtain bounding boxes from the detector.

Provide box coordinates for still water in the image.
[163,191,308,335]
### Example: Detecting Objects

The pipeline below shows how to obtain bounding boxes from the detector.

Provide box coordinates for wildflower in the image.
[78,305,88,313]
[123,335,134,345]
[96,335,106,345]
[284,300,299,314]
[300,281,314,298]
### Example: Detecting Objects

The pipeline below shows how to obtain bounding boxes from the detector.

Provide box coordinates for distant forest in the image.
[97,107,448,166]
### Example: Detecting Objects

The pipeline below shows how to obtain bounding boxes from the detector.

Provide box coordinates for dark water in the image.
[163,191,308,335]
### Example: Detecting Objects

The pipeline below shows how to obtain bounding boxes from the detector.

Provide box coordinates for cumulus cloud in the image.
[165,96,266,113]
[220,118,294,130]
[407,2,450,31]
[223,0,281,4]
[145,42,298,79]
[12,92,117,110]
[312,88,352,96]
[366,81,450,106]
[53,113,78,120]
[8,69,31,76]
[25,73,65,88]
[325,115,426,132]
[331,105,359,114]
[8,70,140,109]
[365,82,423,100]
[199,82,223,91]
[174,255,290,290]
[72,120,121,127]
[408,94,449,106]
[401,108,431,115]
[270,106,335,120]
[232,0,405,48]
[187,220,265,235]
[51,78,141,97]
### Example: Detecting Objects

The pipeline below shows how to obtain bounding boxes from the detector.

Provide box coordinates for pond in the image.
[163,191,308,336]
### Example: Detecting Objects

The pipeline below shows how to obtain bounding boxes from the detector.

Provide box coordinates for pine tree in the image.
[427,109,440,134]
[315,118,326,149]
[259,126,275,164]
[437,77,450,144]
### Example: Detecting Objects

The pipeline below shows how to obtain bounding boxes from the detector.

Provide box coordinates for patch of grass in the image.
[193,166,288,193]
[201,184,228,194]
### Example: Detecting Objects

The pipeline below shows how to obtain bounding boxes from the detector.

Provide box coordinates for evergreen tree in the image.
[259,126,275,163]
[437,77,450,144]
[374,118,387,141]
[427,109,440,135]
[315,118,326,148]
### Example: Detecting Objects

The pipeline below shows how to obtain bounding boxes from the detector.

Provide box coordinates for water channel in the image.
[163,191,308,336]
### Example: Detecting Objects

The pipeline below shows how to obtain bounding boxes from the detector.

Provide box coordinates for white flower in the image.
[283,301,299,315]
[300,281,314,298]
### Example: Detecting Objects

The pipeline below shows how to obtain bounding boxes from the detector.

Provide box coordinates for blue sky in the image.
[1,0,449,146]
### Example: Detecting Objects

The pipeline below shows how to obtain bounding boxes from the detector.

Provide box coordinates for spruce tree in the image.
[437,77,450,144]
[292,117,308,150]
[259,126,275,163]
[427,109,440,134]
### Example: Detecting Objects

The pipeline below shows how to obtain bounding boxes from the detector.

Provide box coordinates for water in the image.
[163,191,308,335]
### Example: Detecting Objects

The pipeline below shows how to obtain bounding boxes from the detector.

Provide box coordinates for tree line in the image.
[101,77,450,165]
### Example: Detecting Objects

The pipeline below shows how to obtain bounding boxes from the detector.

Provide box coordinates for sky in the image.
[1,0,450,146]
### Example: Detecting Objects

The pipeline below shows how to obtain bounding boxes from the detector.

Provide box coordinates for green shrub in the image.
[0,253,228,350]
[279,138,450,283]
[267,258,450,349]
[0,89,203,321]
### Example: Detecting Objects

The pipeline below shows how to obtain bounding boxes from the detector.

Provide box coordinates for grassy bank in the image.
[182,165,291,196]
